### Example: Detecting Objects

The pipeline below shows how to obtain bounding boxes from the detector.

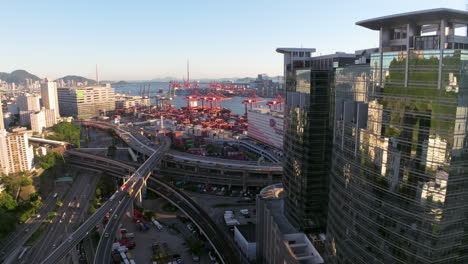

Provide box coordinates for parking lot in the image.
[118,198,214,264]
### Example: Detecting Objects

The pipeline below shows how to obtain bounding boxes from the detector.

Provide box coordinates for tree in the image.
[56,200,63,207]
[0,193,18,210]
[20,177,32,186]
[0,208,16,236]
[142,210,156,221]
[107,145,117,158]
[95,188,102,197]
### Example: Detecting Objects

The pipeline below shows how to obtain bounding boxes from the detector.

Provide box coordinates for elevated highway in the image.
[42,120,244,264]
[40,123,170,264]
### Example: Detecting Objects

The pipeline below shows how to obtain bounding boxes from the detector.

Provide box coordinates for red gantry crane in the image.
[242,93,266,115]
[266,94,284,111]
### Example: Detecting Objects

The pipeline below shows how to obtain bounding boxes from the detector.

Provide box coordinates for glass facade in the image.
[327,49,468,263]
[283,68,334,232]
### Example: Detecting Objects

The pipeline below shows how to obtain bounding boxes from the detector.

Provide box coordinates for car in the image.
[24,228,29,233]
[104,233,109,238]
[209,251,216,261]
[192,254,200,262]
[176,258,184,264]
[186,224,194,232]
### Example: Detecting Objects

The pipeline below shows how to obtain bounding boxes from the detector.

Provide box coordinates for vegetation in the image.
[146,191,160,200]
[39,152,63,170]
[107,145,117,158]
[162,202,178,212]
[47,122,81,147]
[186,238,203,254]
[96,172,115,197]
[142,210,156,221]
[0,69,39,84]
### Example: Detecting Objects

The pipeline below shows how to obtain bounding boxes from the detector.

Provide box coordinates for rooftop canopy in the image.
[276,48,316,54]
[356,8,468,30]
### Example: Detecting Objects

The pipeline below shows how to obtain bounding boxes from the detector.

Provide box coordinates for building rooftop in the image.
[276,48,316,54]
[236,224,256,243]
[356,8,468,30]
[260,183,285,199]
[311,52,355,60]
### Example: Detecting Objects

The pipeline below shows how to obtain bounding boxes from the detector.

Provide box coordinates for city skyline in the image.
[0,0,463,81]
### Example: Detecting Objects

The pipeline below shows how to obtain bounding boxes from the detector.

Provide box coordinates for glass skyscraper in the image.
[327,9,468,263]
[277,48,355,232]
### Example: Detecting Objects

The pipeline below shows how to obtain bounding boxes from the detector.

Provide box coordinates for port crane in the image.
[242,93,266,115]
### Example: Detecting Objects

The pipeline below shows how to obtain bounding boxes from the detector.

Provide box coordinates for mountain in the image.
[0,70,40,84]
[56,75,97,85]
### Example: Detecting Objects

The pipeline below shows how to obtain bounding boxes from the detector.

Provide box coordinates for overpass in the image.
[51,120,244,264]
[65,148,282,189]
[28,137,69,146]
[39,122,170,264]
[62,147,244,264]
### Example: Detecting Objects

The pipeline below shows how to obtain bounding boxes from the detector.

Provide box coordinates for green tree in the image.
[20,177,32,186]
[142,210,156,221]
[0,193,18,210]
[47,122,81,147]
[95,188,102,197]
[0,208,16,236]
[56,200,63,207]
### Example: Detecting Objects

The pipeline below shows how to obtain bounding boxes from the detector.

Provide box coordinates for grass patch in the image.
[162,203,178,212]
[25,224,46,245]
[146,191,160,200]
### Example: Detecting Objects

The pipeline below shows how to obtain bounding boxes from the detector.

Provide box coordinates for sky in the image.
[0,0,464,81]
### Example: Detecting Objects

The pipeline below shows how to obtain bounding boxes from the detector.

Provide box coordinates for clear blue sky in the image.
[0,0,464,80]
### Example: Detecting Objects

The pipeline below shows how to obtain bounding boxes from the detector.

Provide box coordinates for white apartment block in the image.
[0,129,34,175]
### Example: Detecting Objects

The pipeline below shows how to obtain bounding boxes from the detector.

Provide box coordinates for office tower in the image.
[276,48,355,232]
[17,95,41,112]
[57,84,115,119]
[41,78,60,118]
[0,129,33,175]
[327,9,468,263]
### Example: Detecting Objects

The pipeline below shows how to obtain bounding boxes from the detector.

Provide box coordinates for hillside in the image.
[56,75,97,85]
[0,70,40,84]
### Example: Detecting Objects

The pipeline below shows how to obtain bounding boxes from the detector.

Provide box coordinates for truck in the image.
[152,218,163,230]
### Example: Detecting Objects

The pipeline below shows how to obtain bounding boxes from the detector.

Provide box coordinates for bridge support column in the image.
[242,171,248,192]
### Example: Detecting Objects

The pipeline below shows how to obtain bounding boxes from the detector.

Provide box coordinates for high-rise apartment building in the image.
[276,48,355,232]
[327,9,468,263]
[17,95,41,112]
[30,108,57,134]
[0,102,4,130]
[58,84,115,119]
[41,79,60,119]
[0,129,34,175]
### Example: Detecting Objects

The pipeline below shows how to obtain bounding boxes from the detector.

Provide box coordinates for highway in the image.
[40,122,170,264]
[22,171,99,263]
[0,184,69,263]
[94,190,133,264]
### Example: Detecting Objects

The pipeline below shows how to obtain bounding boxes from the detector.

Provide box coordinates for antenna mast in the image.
[95,64,99,85]
[187,60,190,82]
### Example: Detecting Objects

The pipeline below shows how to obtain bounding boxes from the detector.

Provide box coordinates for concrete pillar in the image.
[242,171,247,192]
[438,19,447,89]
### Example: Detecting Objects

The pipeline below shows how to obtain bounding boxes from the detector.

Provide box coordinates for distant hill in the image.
[0,70,40,84]
[56,75,97,85]
[114,80,129,85]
